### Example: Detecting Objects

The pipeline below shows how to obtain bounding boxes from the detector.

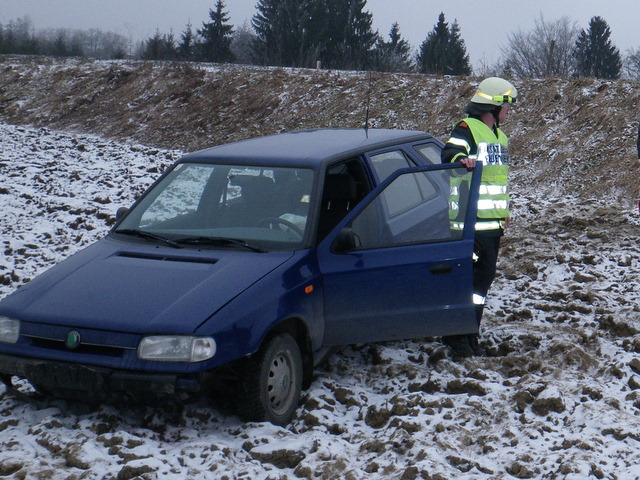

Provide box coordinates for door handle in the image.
[430,263,452,275]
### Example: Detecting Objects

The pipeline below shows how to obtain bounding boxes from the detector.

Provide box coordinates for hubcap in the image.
[267,349,294,415]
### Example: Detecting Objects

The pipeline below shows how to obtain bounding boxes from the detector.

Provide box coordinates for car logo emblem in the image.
[65,330,81,350]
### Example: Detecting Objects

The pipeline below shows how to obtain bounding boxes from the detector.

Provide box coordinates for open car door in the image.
[317,163,482,346]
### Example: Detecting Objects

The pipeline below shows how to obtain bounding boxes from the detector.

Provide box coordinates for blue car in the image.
[0,128,481,425]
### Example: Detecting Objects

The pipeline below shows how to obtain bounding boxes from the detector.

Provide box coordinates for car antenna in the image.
[364,71,373,134]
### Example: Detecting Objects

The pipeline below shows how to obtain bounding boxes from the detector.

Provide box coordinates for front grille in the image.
[25,335,131,357]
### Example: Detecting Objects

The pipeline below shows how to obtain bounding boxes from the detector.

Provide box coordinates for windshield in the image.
[114,163,315,251]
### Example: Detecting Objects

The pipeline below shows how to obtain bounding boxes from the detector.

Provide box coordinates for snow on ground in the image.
[1,122,640,479]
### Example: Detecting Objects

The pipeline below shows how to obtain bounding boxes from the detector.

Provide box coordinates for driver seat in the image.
[316,174,357,242]
[224,175,278,226]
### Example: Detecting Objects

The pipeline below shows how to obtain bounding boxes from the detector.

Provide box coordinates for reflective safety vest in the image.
[448,117,510,231]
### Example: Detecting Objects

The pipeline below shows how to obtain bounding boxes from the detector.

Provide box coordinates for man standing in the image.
[441,77,518,356]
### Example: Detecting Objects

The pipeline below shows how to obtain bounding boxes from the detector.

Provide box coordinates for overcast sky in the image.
[0,0,637,68]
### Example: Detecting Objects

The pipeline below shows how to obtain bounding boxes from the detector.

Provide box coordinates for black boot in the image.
[467,334,486,356]
[441,334,474,357]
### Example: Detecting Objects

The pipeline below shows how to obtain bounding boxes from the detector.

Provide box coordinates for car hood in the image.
[0,238,293,334]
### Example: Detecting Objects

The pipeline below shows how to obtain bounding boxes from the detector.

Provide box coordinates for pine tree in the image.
[52,32,69,57]
[252,0,377,70]
[341,0,377,70]
[447,21,471,75]
[177,22,195,61]
[197,0,235,63]
[321,0,376,70]
[141,30,177,60]
[252,0,314,67]
[573,16,621,79]
[372,23,413,72]
[388,23,412,64]
[251,0,278,65]
[417,12,471,76]
[142,31,163,60]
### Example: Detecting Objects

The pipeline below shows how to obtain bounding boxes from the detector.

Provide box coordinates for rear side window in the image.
[414,143,441,165]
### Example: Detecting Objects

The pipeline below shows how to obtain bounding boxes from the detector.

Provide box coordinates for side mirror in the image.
[332,228,358,254]
[115,207,128,220]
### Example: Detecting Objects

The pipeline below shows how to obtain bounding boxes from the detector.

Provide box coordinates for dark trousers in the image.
[473,233,501,326]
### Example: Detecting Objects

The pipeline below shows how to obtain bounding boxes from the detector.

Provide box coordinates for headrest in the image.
[324,174,357,201]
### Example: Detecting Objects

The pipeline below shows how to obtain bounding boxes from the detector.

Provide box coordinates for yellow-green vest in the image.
[449,117,510,231]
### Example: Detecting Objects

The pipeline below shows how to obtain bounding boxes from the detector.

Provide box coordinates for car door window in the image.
[347,166,472,248]
[369,150,414,181]
[370,150,425,217]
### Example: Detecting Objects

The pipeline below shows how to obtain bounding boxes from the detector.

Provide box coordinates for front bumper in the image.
[0,353,203,395]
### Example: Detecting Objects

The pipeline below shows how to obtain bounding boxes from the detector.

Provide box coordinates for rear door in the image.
[317,163,481,346]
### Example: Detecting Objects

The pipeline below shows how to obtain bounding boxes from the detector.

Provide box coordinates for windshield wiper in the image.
[174,236,265,252]
[115,229,183,249]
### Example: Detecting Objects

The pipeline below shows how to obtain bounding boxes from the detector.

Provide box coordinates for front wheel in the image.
[238,333,303,426]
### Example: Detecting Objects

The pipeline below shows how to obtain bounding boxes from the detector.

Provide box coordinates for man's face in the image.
[498,104,512,123]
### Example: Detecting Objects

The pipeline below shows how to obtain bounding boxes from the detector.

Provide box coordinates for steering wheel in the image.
[258,217,304,239]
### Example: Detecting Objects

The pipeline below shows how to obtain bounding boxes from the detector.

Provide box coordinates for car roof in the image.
[180,128,435,168]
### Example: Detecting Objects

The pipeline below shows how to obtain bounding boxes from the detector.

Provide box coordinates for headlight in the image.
[137,336,216,362]
[0,316,20,344]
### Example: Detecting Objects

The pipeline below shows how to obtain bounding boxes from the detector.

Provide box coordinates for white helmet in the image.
[471,77,517,106]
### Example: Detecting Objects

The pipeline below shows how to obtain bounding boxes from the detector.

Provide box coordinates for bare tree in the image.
[500,14,579,78]
[231,21,256,65]
[624,48,640,80]
[0,16,38,54]
[38,28,84,57]
[78,28,129,59]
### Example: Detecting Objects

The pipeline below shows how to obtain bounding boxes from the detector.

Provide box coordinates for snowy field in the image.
[1,122,640,479]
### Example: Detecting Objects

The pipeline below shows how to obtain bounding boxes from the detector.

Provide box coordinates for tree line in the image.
[2,1,638,80]
[0,16,129,59]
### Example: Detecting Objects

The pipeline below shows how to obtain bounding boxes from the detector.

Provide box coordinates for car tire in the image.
[238,333,303,426]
